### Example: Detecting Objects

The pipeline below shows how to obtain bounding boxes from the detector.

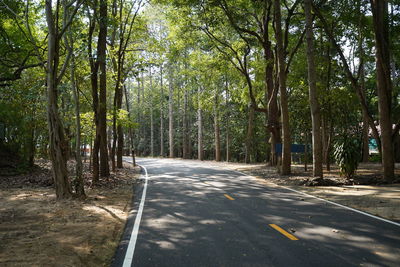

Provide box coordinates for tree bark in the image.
[225,78,230,162]
[183,85,189,159]
[87,2,100,182]
[305,0,323,178]
[64,11,85,197]
[360,59,370,162]
[274,0,291,174]
[168,66,174,158]
[214,87,221,161]
[149,67,154,157]
[124,83,136,166]
[197,86,203,161]
[370,0,394,182]
[160,65,164,157]
[45,0,73,199]
[70,58,85,197]
[98,0,109,177]
[245,104,255,164]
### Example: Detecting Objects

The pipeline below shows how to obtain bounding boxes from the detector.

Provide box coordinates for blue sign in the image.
[275,143,306,154]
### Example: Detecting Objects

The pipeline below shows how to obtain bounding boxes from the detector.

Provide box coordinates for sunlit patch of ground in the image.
[0,163,139,267]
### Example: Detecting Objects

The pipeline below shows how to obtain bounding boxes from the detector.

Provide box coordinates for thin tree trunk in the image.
[168,66,174,158]
[305,0,323,178]
[98,0,109,177]
[160,65,164,157]
[149,68,154,157]
[183,86,189,159]
[214,87,221,161]
[355,0,370,163]
[87,3,100,183]
[371,0,394,182]
[361,59,370,162]
[70,58,85,197]
[124,83,136,166]
[136,78,141,156]
[304,132,308,172]
[245,104,255,164]
[274,0,291,174]
[198,86,203,161]
[225,78,230,162]
[64,14,85,197]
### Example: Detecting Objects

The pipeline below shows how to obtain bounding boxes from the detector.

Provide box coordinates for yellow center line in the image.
[269,224,299,240]
[224,194,235,200]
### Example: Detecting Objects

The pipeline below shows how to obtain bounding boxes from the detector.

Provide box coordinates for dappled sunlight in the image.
[129,158,400,266]
[83,205,125,222]
[0,183,135,266]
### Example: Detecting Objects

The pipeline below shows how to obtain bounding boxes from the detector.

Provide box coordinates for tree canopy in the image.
[0,0,399,198]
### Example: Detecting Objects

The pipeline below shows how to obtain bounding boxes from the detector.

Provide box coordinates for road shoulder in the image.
[199,160,400,223]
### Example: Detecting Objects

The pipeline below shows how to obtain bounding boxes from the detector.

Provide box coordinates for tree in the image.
[370,0,395,182]
[98,0,109,177]
[64,2,85,198]
[44,0,84,198]
[274,0,291,174]
[168,63,175,158]
[304,0,323,178]
[197,85,204,160]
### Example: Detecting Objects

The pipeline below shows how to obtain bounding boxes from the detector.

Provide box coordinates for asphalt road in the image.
[112,158,400,267]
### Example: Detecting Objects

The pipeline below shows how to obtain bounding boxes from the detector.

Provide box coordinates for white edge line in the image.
[122,164,148,267]
[233,170,400,228]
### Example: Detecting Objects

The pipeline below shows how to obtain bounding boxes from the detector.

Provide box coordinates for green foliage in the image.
[333,136,361,179]
[117,109,138,129]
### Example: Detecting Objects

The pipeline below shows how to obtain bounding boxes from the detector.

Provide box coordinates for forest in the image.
[0,0,399,200]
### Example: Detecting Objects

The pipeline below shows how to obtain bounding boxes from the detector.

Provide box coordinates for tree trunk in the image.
[98,0,109,177]
[305,0,323,178]
[274,0,291,174]
[64,15,85,197]
[70,58,85,197]
[183,86,189,159]
[371,0,394,182]
[245,104,255,164]
[45,0,72,199]
[225,79,230,162]
[197,86,203,161]
[265,47,280,166]
[356,1,370,163]
[87,5,100,183]
[322,117,332,172]
[168,66,174,158]
[360,60,370,162]
[149,67,154,157]
[124,84,136,166]
[116,79,123,169]
[214,87,221,161]
[160,65,164,157]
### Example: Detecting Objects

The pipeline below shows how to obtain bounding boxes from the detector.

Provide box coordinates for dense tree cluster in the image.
[0,0,399,198]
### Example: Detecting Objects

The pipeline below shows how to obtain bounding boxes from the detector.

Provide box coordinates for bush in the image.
[333,136,361,179]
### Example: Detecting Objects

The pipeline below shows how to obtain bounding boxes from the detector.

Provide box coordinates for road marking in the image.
[122,164,148,267]
[224,194,235,200]
[269,224,299,240]
[280,186,400,228]
[232,169,400,228]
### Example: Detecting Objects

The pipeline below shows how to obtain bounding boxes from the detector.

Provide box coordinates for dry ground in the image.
[0,162,139,267]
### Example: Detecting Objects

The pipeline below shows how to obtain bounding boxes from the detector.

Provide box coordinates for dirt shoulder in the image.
[0,162,139,267]
[206,160,400,223]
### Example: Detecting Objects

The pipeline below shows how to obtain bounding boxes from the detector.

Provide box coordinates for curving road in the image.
[112,158,400,267]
